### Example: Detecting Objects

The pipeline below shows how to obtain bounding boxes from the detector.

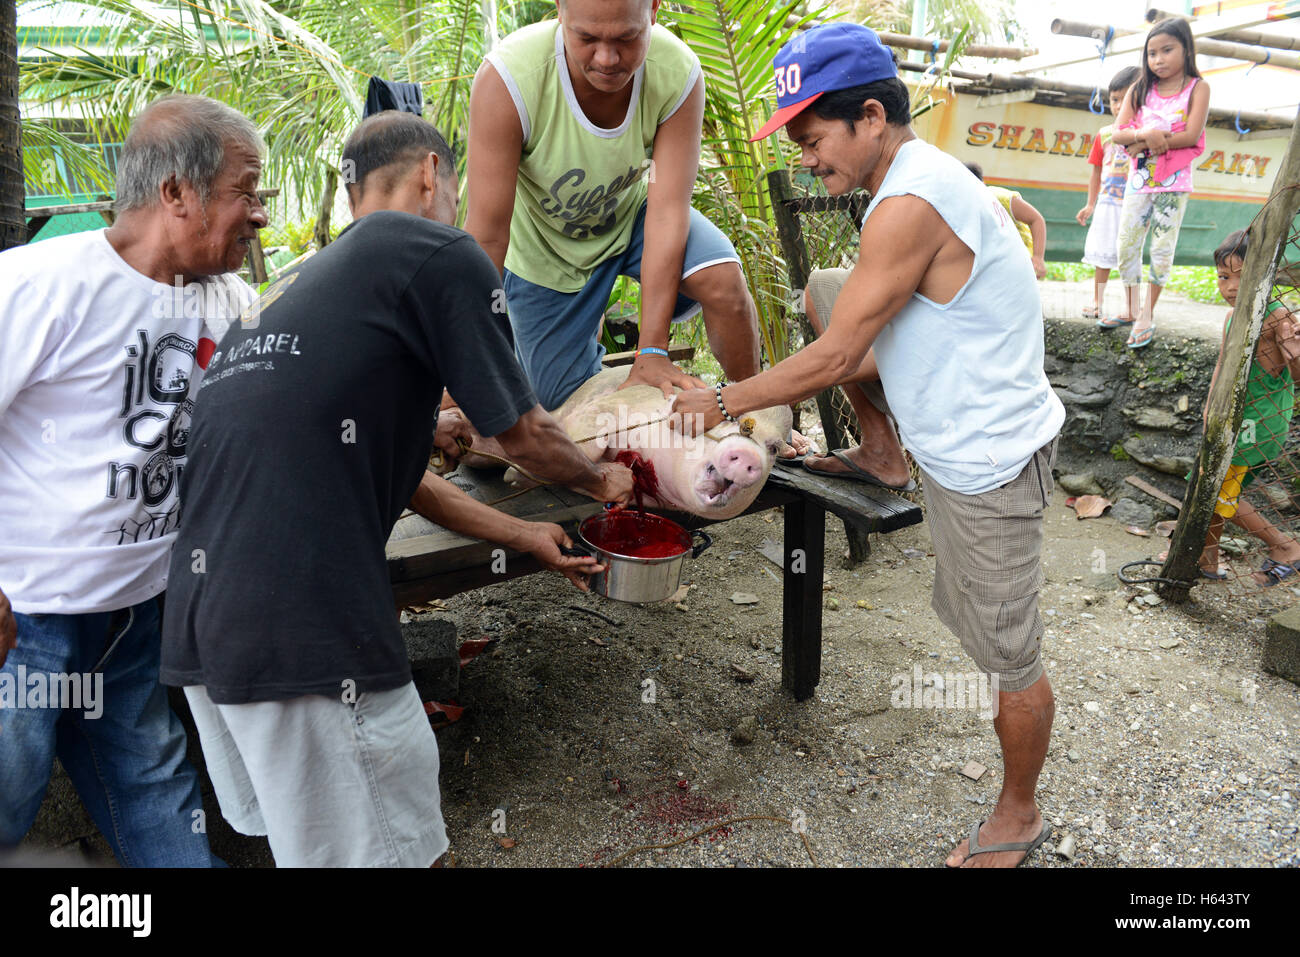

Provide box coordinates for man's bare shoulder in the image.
[860,194,970,305]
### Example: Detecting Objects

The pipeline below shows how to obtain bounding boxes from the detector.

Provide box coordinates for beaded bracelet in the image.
[715,382,738,423]
[635,346,670,359]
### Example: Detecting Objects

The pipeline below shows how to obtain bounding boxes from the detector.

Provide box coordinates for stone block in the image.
[1264,607,1300,686]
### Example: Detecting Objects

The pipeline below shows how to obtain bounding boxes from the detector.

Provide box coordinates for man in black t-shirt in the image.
[161,111,633,867]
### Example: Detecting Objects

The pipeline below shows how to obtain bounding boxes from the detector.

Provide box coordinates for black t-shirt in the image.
[160,211,536,703]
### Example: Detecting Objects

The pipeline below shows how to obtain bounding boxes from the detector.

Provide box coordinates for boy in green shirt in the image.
[1199,230,1300,585]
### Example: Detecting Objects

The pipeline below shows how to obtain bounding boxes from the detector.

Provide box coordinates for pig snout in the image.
[715,445,764,486]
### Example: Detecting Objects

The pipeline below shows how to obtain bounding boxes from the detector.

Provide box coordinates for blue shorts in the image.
[504,203,740,410]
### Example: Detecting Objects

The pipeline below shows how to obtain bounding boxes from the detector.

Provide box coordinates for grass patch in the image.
[1046,262,1223,305]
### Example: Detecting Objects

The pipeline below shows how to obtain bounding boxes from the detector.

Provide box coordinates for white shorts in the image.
[184,682,448,867]
[1082,200,1123,270]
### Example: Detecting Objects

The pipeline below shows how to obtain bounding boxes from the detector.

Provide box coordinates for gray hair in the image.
[114,94,263,213]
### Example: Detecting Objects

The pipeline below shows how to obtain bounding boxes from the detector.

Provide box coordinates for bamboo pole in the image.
[1159,108,1300,601]
[874,30,1037,60]
[1050,19,1138,41]
[895,60,1293,130]
[1052,17,1300,69]
[1210,27,1300,52]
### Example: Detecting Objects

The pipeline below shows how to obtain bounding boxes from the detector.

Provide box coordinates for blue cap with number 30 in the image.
[750,23,898,142]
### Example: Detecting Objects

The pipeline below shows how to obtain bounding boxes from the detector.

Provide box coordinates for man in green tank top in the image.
[461,0,782,422]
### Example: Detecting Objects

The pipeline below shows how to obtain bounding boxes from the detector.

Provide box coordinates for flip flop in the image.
[1096,315,1135,329]
[803,449,917,492]
[1127,324,1156,349]
[957,819,1053,867]
[1199,566,1229,581]
[1257,558,1297,587]
[775,454,807,469]
[1082,305,1100,319]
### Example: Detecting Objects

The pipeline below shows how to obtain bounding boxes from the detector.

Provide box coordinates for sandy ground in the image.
[25,480,1298,868]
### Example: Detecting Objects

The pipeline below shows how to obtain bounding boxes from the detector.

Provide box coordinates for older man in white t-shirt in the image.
[673,25,1065,868]
[0,95,266,866]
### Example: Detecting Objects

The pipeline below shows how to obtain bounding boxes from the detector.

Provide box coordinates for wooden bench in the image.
[387,465,921,701]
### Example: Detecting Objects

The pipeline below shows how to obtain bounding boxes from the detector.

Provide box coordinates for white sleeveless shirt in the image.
[863,139,1064,494]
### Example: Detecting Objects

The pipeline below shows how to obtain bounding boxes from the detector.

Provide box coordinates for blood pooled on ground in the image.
[588,782,738,863]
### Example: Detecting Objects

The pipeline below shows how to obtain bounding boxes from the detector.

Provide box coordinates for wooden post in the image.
[767,167,872,564]
[245,232,268,284]
[0,0,23,253]
[96,194,115,226]
[314,167,339,250]
[1160,110,1300,601]
[782,498,824,700]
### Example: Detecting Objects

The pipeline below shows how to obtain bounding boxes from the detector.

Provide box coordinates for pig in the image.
[505,367,793,521]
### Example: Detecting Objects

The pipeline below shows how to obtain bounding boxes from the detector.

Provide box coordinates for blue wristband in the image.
[636,346,670,359]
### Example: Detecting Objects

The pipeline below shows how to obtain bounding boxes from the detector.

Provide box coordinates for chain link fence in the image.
[1155,172,1300,608]
[768,171,924,499]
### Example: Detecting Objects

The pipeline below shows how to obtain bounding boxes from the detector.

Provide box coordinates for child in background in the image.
[1079,66,1142,323]
[1198,230,1300,585]
[964,162,1047,279]
[1108,17,1211,349]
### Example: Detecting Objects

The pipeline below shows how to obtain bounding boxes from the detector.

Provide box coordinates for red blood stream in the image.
[614,449,660,512]
[584,509,689,560]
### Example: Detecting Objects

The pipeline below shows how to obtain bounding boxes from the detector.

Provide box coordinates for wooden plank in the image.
[782,499,824,700]
[601,344,695,367]
[1124,474,1183,511]
[24,188,280,220]
[765,464,922,534]
[393,555,547,607]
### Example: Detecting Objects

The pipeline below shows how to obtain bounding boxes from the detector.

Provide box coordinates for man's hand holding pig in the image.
[621,352,707,399]
[670,386,726,437]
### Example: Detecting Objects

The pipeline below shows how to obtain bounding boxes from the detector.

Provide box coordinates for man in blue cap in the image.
[672,22,1065,868]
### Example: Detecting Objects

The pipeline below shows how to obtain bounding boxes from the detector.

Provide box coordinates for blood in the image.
[583,509,689,560]
[614,450,659,513]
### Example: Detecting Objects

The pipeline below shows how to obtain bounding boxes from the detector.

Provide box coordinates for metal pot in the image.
[570,510,712,603]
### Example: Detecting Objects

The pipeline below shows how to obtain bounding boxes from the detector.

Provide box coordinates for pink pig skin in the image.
[551,367,793,521]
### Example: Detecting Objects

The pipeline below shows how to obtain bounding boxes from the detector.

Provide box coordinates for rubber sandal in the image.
[1082,306,1100,319]
[1199,566,1229,581]
[1257,558,1297,587]
[1096,315,1135,329]
[804,449,917,491]
[956,819,1053,867]
[775,454,806,469]
[1126,324,1156,349]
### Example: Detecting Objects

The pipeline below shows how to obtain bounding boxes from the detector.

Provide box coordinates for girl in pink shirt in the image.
[1108,18,1211,349]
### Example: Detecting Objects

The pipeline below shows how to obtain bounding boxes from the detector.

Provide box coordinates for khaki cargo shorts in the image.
[923,440,1057,693]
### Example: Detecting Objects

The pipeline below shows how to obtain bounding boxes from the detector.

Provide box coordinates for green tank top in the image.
[485,21,701,291]
[1229,306,1295,468]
